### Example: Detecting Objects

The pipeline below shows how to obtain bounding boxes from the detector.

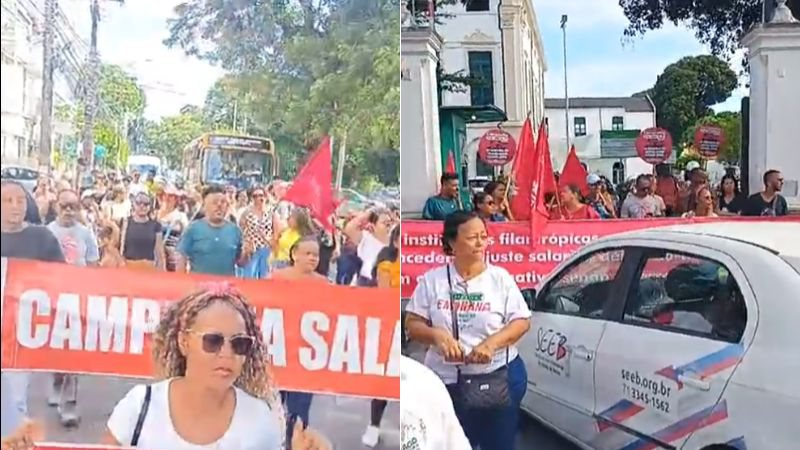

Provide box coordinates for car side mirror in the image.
[521,288,537,310]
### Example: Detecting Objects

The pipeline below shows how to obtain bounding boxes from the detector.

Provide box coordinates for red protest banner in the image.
[0,259,400,400]
[399,217,800,298]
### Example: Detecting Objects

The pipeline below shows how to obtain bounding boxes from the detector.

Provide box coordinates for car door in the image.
[519,246,639,447]
[591,243,755,450]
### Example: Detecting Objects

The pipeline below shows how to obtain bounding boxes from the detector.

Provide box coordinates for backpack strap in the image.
[130,384,152,447]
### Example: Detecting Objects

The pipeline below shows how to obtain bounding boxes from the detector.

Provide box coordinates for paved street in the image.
[25,373,399,450]
[518,414,579,449]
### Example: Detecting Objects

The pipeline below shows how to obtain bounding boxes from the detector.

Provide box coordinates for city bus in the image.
[182,133,279,189]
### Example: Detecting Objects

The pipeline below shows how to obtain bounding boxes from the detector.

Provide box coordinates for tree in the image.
[143,111,205,167]
[619,0,799,58]
[164,0,400,185]
[682,111,742,163]
[57,64,146,168]
[642,55,737,150]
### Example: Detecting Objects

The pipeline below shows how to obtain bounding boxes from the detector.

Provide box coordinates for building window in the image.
[574,117,587,136]
[612,116,624,131]
[612,162,625,185]
[465,0,490,12]
[468,51,494,106]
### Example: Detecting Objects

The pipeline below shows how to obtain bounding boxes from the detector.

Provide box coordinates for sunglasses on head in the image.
[189,330,255,356]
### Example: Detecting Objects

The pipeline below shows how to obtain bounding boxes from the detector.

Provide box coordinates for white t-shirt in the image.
[406,264,532,384]
[357,231,385,279]
[401,356,471,450]
[107,380,283,450]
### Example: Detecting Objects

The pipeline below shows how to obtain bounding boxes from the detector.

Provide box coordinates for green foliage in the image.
[619,0,799,57]
[57,64,146,168]
[647,55,737,149]
[163,0,400,185]
[682,111,742,164]
[142,111,205,168]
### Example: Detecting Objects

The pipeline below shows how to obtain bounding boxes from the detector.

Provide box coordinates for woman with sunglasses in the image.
[682,186,718,218]
[239,185,278,279]
[120,192,167,271]
[405,211,531,450]
[472,192,506,222]
[101,283,329,450]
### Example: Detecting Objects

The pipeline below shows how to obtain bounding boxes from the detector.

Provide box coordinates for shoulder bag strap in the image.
[446,265,462,376]
[446,265,459,342]
[130,384,152,447]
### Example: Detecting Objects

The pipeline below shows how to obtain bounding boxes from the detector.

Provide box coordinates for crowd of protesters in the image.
[422,164,789,222]
[0,166,400,450]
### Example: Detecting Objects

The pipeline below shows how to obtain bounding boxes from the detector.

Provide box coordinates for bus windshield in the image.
[205,148,274,189]
[129,164,159,177]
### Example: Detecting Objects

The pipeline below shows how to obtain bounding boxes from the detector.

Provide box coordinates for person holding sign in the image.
[100,283,330,450]
[405,211,531,450]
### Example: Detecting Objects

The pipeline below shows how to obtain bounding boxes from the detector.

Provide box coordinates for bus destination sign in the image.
[208,135,270,151]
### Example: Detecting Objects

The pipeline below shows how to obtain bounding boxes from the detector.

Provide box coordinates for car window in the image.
[624,249,747,343]
[537,248,626,318]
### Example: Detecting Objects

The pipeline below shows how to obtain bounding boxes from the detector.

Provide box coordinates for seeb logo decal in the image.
[534,328,571,377]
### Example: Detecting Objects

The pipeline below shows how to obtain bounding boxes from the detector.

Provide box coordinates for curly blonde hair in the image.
[151,285,286,443]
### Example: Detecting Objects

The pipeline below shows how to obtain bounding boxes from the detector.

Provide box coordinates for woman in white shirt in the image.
[343,208,393,287]
[102,283,329,450]
[405,211,531,450]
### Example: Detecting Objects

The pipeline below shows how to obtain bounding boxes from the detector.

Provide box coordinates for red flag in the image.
[283,136,336,231]
[508,118,535,221]
[445,150,456,174]
[559,145,589,196]
[530,122,557,239]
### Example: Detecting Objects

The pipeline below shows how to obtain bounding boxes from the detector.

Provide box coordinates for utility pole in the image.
[38,0,57,170]
[80,0,101,172]
[561,14,570,153]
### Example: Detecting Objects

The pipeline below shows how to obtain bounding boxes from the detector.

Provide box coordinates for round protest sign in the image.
[478,129,516,166]
[635,127,673,164]
[694,124,725,159]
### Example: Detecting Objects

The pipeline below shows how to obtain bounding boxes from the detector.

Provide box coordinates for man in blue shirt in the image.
[176,184,243,276]
[422,173,460,220]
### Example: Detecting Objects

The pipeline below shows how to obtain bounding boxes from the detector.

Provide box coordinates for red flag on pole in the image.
[530,122,557,240]
[508,118,535,221]
[445,150,457,174]
[559,145,589,196]
[283,136,336,231]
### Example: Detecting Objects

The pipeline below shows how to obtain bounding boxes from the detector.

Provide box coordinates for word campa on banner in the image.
[0,258,400,400]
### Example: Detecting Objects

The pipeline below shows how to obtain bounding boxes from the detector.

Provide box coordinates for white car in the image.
[1,164,39,192]
[518,222,800,450]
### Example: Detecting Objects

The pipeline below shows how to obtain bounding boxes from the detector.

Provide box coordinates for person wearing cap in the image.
[585,173,615,218]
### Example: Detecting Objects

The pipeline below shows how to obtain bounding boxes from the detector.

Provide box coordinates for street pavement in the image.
[25,373,399,450]
[517,414,579,449]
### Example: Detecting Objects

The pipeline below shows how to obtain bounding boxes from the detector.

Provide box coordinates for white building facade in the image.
[544,96,661,184]
[1,0,86,167]
[437,0,546,179]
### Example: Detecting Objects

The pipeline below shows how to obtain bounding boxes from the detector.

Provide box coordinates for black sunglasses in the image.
[189,331,254,356]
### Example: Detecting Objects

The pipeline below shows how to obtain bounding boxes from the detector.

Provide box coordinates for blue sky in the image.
[535,0,746,112]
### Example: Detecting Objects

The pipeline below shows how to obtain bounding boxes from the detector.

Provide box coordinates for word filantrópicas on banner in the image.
[0,258,400,400]
[400,217,800,298]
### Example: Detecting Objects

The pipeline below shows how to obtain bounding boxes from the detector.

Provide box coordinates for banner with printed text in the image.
[0,259,400,400]
[400,217,800,298]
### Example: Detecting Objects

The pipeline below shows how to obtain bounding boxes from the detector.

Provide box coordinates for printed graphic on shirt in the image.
[60,234,80,265]
[401,410,427,450]
[436,292,489,328]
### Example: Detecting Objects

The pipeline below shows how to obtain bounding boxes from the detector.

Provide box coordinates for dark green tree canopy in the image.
[619,0,800,57]
[642,55,738,148]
